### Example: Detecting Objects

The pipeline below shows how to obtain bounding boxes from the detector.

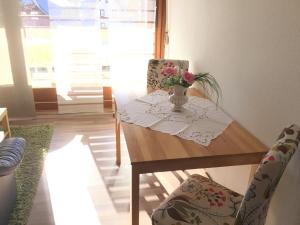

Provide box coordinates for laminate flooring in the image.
[11,114,206,225]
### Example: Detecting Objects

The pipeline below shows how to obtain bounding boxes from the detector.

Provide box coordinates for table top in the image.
[115,88,268,173]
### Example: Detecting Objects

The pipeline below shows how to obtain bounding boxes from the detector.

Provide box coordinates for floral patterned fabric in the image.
[147,59,189,91]
[152,124,300,225]
[152,175,243,225]
[235,124,300,225]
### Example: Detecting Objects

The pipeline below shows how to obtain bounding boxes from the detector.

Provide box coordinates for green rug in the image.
[8,124,53,225]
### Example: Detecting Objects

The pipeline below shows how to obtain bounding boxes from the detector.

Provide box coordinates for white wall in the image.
[0,6,14,86]
[166,1,300,224]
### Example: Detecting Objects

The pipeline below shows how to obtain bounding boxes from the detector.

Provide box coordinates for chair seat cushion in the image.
[152,174,243,225]
[0,138,26,176]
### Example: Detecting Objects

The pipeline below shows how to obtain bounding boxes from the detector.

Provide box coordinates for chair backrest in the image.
[235,124,300,225]
[147,59,189,91]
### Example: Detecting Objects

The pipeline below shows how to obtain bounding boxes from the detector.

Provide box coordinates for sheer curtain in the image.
[49,0,157,96]
[17,0,156,114]
[107,0,156,96]
[48,0,156,103]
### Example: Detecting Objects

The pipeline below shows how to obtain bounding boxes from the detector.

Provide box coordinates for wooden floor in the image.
[12,114,205,225]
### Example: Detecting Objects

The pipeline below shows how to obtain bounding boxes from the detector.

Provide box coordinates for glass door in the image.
[20,0,157,113]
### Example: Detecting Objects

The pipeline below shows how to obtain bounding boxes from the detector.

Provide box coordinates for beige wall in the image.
[166,0,300,224]
[0,9,14,86]
[0,0,35,117]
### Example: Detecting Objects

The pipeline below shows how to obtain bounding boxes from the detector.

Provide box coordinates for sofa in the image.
[0,138,26,225]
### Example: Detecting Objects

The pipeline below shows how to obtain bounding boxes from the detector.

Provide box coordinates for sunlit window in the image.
[20,0,54,88]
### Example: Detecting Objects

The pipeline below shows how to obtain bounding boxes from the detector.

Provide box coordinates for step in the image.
[58,103,105,114]
[68,89,103,96]
[57,95,104,105]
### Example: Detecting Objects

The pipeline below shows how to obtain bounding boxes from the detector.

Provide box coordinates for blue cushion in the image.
[0,138,26,176]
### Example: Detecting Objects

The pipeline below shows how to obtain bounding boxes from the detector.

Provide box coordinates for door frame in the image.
[155,0,166,59]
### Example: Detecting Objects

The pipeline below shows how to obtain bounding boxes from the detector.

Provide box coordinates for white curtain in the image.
[18,0,156,103]
[48,0,156,96]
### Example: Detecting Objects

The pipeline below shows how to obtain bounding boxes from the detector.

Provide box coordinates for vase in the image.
[169,85,188,112]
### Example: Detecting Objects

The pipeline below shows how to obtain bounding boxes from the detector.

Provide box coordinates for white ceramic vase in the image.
[169,85,188,112]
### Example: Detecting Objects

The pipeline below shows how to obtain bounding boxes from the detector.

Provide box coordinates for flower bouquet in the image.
[160,62,221,111]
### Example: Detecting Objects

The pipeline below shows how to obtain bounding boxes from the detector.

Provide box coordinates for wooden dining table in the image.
[113,88,268,225]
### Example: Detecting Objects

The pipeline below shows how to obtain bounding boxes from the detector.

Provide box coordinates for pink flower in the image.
[164,62,174,67]
[182,71,195,84]
[268,156,275,161]
[161,66,177,76]
[217,202,224,207]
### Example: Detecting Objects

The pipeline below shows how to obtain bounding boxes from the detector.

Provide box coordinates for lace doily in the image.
[118,90,232,146]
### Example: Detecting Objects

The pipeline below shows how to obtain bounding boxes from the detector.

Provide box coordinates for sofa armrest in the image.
[0,138,26,176]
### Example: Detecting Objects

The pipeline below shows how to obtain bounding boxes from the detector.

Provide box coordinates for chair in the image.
[152,124,300,225]
[0,138,26,225]
[147,59,189,92]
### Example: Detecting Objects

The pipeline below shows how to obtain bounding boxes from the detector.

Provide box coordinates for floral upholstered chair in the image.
[147,59,189,92]
[151,124,300,225]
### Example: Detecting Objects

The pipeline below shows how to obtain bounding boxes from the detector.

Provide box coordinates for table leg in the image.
[131,166,140,225]
[115,115,121,166]
[1,111,11,138]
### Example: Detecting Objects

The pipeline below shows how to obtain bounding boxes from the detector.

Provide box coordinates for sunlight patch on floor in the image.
[42,128,207,225]
[45,135,106,225]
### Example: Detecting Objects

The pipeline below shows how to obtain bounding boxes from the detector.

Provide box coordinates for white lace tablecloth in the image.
[118,90,233,146]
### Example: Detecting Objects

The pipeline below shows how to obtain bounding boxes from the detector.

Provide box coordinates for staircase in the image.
[57,87,105,114]
[56,51,109,114]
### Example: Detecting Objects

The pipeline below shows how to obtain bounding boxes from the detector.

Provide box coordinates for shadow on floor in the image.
[84,133,189,217]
